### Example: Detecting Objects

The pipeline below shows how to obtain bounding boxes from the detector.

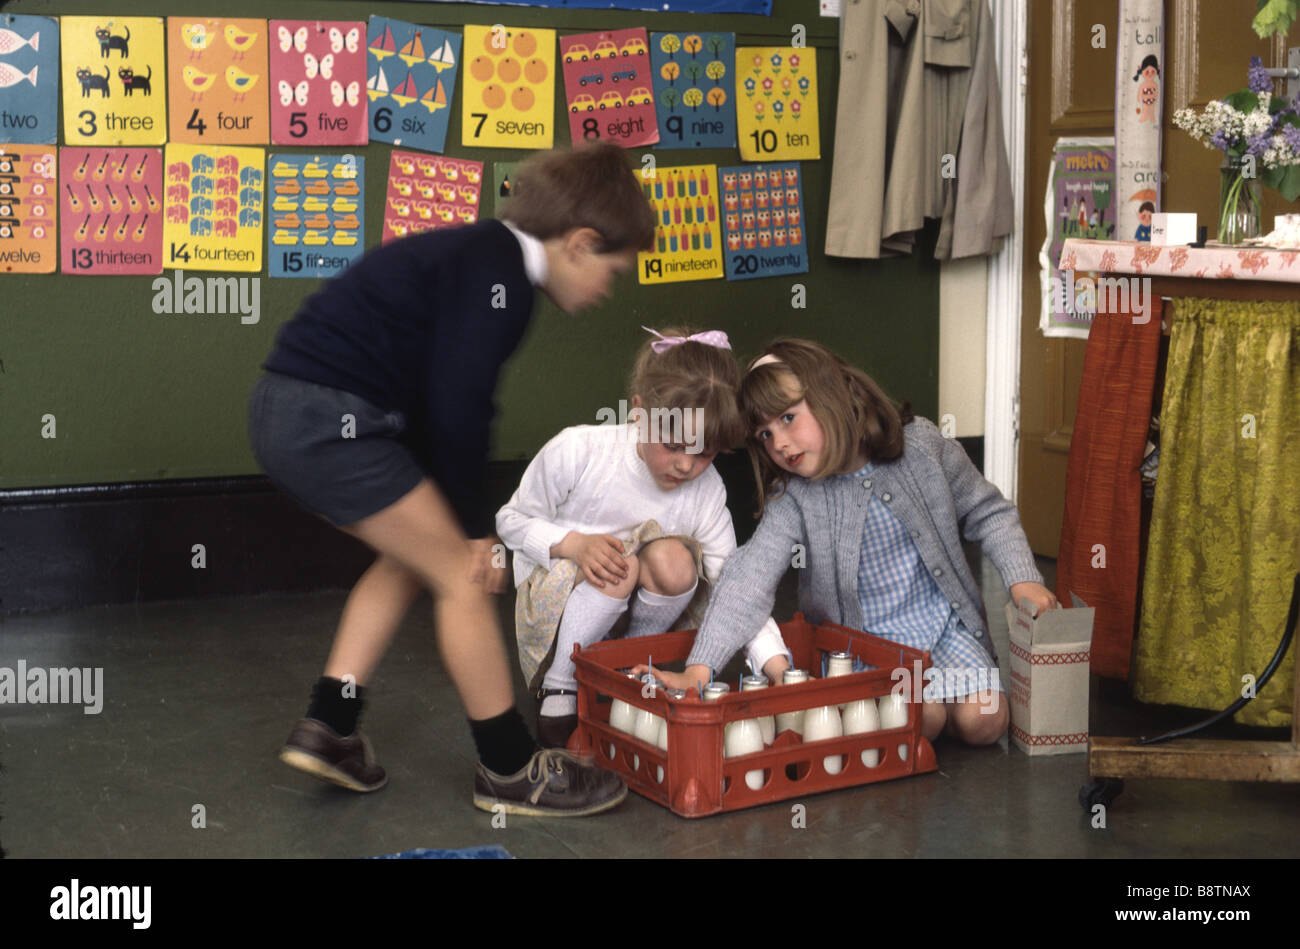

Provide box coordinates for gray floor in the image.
[2,554,1297,859]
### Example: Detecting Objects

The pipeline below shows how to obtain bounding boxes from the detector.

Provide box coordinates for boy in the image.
[248,143,654,817]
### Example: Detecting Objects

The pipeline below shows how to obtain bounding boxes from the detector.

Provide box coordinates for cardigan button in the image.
[861,478,871,488]
[881,492,892,502]
[973,629,983,638]
[933,567,943,577]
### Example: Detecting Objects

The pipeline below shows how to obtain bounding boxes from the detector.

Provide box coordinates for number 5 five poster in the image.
[735,47,818,161]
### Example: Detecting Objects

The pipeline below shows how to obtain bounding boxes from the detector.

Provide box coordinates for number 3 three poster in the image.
[60,17,167,145]
[735,47,818,161]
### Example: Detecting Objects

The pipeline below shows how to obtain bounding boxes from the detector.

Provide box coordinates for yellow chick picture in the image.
[225,66,259,103]
[182,66,217,102]
[181,23,215,60]
[224,24,258,60]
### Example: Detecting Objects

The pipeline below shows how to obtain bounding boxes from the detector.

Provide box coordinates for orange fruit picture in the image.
[483,29,508,55]
[523,58,548,84]
[481,84,507,109]
[511,86,535,111]
[497,57,521,83]
[513,31,537,57]
[469,55,496,82]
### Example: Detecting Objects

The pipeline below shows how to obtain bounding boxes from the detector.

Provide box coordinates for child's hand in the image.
[468,536,509,594]
[557,532,630,589]
[629,663,711,693]
[1009,581,1059,616]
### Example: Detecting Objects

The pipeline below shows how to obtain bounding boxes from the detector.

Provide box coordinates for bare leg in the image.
[944,691,1009,746]
[322,554,424,685]
[341,479,514,721]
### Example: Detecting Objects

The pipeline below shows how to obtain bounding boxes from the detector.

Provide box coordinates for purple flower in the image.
[1248,56,1271,94]
[1209,130,1231,151]
[1285,124,1300,151]
[1246,130,1271,156]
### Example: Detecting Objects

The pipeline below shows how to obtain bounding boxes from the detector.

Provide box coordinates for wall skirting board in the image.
[0,438,982,615]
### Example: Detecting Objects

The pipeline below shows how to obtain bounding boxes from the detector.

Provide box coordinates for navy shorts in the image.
[248,371,426,527]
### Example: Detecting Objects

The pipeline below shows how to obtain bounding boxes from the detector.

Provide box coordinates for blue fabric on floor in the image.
[369,846,513,859]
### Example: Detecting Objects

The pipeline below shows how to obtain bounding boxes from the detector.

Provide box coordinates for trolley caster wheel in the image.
[1078,777,1124,810]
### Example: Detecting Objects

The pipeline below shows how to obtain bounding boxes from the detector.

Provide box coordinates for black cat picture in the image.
[118,65,152,96]
[76,66,112,98]
[95,25,130,58]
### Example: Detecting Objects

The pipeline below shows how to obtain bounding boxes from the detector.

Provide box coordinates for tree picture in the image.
[706,34,726,58]
[660,61,680,84]
[682,87,704,112]
[685,60,704,83]
[706,60,726,85]
[659,34,681,59]
[706,87,727,111]
[683,35,703,57]
[660,87,679,111]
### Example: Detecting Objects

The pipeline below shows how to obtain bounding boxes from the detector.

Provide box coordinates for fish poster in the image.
[636,163,722,285]
[161,143,265,272]
[735,47,819,161]
[59,147,163,275]
[366,17,461,154]
[268,152,364,278]
[559,28,657,148]
[718,162,807,280]
[0,15,59,145]
[649,31,735,150]
[460,25,554,150]
[167,18,270,145]
[0,145,56,273]
[269,20,367,146]
[60,16,167,146]
[382,149,481,244]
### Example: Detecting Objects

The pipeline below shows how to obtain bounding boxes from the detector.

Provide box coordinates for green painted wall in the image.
[0,0,939,488]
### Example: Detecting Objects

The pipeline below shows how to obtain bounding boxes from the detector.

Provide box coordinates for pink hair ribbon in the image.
[642,326,732,354]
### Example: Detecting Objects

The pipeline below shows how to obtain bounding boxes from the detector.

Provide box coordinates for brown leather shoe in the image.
[536,687,579,749]
[279,718,388,792]
[474,748,626,817]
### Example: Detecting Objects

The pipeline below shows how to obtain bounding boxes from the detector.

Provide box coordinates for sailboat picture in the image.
[390,70,419,107]
[367,16,462,153]
[398,31,425,67]
[366,68,389,102]
[420,78,447,114]
[369,24,396,60]
[427,39,456,73]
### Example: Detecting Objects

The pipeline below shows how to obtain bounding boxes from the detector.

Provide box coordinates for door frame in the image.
[984,0,1029,503]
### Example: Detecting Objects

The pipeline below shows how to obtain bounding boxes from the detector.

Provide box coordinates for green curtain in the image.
[1133,297,1300,727]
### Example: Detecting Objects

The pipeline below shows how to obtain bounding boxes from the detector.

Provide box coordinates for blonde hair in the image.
[628,328,747,455]
[740,338,913,515]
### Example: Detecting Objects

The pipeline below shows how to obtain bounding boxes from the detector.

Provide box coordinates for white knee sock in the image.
[541,582,631,717]
[626,582,698,641]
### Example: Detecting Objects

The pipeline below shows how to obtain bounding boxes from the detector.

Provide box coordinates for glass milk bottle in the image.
[776,668,809,737]
[702,682,765,789]
[740,674,775,745]
[829,651,881,767]
[631,673,663,772]
[878,690,910,762]
[802,665,844,775]
[609,672,638,735]
[655,688,687,783]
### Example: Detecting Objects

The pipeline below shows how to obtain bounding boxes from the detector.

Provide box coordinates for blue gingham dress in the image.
[845,462,1003,700]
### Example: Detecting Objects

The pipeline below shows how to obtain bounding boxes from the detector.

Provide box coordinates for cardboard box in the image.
[1150,212,1197,245]
[1004,593,1095,755]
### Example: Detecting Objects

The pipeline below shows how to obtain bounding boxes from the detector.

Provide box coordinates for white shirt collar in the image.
[501,220,548,288]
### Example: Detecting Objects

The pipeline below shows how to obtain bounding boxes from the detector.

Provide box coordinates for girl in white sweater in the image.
[496,327,790,747]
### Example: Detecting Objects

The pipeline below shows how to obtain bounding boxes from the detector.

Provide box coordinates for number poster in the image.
[718,162,807,280]
[382,149,481,243]
[167,18,270,145]
[649,31,735,150]
[735,47,819,161]
[61,16,167,145]
[636,163,722,285]
[559,28,657,148]
[59,147,163,274]
[268,152,363,278]
[366,16,461,154]
[268,20,367,146]
[0,145,56,273]
[162,143,264,271]
[0,15,60,144]
[460,25,555,150]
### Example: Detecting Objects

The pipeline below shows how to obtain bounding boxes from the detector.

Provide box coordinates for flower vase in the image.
[1218,155,1262,244]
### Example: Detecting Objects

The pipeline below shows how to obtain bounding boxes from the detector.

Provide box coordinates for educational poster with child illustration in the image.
[268,153,363,278]
[559,28,658,148]
[1115,0,1163,242]
[0,15,59,145]
[460,25,555,150]
[162,143,265,272]
[1038,137,1115,338]
[60,17,167,146]
[637,163,723,285]
[735,47,819,161]
[366,16,461,154]
[166,18,270,146]
[718,161,808,280]
[59,147,163,274]
[382,149,481,244]
[0,145,56,273]
[650,31,736,150]
[268,20,368,146]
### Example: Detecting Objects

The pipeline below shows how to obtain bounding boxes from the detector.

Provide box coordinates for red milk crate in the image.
[569,613,938,818]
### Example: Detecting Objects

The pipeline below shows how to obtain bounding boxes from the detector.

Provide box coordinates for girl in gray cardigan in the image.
[639,339,1058,746]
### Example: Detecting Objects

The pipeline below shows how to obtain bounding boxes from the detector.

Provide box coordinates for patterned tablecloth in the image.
[1059,238,1300,281]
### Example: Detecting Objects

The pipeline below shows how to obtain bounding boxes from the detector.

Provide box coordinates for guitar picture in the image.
[74,213,91,241]
[65,183,84,212]
[74,152,90,181]
[114,153,130,181]
[133,213,149,242]
[94,213,110,242]
[125,183,141,212]
[106,183,122,214]
[86,183,103,212]
[115,214,131,241]
[93,153,110,181]
[132,153,149,181]
[144,183,159,212]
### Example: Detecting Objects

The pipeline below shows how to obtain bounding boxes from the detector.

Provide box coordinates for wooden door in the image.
[1017,0,1284,557]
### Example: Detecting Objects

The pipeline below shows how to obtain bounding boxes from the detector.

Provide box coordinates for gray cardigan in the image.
[687,416,1044,672]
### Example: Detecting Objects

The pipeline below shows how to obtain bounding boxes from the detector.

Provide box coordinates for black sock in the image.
[469,707,538,776]
[306,676,365,736]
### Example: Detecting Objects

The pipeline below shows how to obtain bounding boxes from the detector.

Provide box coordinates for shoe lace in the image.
[524,749,571,805]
